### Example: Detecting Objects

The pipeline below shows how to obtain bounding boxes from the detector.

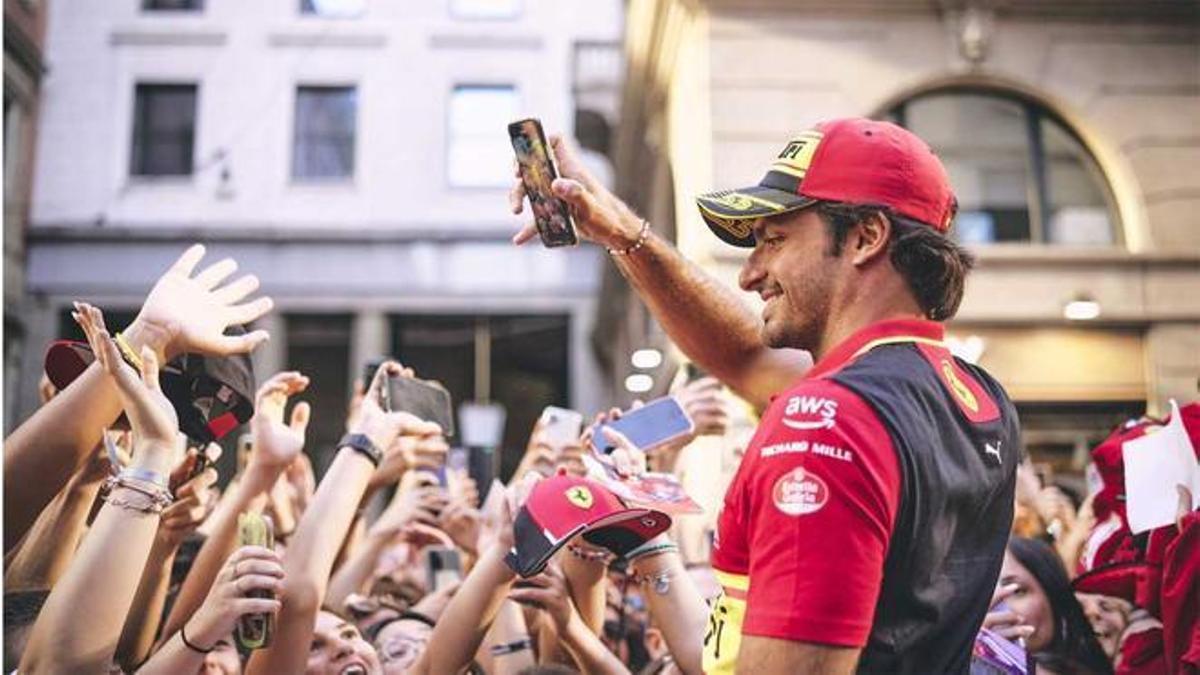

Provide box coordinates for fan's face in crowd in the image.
[307,611,382,675]
[1000,551,1055,652]
[1076,592,1130,658]
[199,637,241,675]
[738,209,838,353]
[374,618,431,674]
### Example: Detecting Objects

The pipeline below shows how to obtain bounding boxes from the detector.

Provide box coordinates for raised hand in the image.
[184,546,284,650]
[982,583,1035,643]
[438,501,483,558]
[510,134,644,250]
[127,244,273,361]
[370,475,449,538]
[507,562,575,633]
[158,465,219,549]
[350,361,443,463]
[249,371,312,471]
[676,377,730,437]
[74,302,180,460]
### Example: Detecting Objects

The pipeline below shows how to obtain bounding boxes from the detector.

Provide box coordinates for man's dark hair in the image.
[816,202,975,321]
[4,589,51,671]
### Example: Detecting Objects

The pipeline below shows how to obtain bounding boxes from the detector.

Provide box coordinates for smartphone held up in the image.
[509,118,578,248]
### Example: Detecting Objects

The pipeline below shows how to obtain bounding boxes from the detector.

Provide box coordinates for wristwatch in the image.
[338,433,382,467]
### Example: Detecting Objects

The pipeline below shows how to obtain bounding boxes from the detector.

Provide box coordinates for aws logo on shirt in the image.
[781,395,838,431]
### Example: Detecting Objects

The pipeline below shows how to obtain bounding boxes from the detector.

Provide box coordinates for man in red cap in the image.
[512,118,1020,673]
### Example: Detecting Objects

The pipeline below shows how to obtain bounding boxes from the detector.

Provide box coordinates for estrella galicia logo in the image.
[781,395,838,431]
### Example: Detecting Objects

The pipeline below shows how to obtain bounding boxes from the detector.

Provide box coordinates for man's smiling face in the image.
[738,207,840,353]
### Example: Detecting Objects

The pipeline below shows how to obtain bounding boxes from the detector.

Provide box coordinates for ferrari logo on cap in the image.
[566,486,594,509]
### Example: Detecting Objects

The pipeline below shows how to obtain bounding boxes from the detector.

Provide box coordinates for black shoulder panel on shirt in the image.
[829,342,1021,674]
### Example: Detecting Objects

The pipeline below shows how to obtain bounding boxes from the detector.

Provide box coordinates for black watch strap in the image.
[338,433,382,467]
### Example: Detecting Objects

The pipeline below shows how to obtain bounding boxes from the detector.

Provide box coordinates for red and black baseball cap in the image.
[505,473,672,578]
[696,117,958,247]
[44,332,256,444]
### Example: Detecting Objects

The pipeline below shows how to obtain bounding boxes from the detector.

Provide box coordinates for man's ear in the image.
[850,211,892,266]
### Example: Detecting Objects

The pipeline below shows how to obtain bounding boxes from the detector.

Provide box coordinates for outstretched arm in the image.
[3,244,272,552]
[159,371,310,643]
[20,305,185,673]
[246,363,441,675]
[3,442,114,590]
[511,136,809,408]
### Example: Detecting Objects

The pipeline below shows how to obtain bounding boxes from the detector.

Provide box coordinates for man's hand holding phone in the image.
[509,129,645,252]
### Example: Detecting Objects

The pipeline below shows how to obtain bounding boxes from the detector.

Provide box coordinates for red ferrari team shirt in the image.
[703,321,914,673]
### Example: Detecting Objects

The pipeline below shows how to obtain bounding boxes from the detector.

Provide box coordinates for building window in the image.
[447,85,518,187]
[451,0,520,19]
[300,0,365,18]
[130,84,197,177]
[286,314,353,474]
[292,86,357,181]
[887,89,1118,246]
[142,0,204,10]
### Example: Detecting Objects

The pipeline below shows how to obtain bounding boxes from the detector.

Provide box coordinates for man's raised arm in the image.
[510,135,809,409]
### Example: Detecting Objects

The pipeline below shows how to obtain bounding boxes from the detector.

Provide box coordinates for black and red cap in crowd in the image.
[505,473,672,578]
[44,328,256,444]
[696,117,958,247]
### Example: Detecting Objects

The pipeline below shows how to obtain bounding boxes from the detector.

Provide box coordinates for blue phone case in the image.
[591,397,694,454]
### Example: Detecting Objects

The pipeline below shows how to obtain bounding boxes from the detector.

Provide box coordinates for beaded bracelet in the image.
[606,220,651,256]
[567,543,615,564]
[103,473,173,511]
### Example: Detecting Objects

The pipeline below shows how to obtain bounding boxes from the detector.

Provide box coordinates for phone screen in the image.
[509,118,577,248]
[591,397,695,454]
[541,406,583,446]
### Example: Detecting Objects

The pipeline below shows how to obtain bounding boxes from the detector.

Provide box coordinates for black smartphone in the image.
[386,375,455,438]
[508,118,578,248]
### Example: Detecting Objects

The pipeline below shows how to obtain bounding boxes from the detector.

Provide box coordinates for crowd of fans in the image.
[1,242,1195,675]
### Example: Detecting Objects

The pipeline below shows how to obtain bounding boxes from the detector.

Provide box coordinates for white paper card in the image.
[1122,400,1200,534]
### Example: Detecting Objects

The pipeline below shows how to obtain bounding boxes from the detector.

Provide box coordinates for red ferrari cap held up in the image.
[505,473,671,578]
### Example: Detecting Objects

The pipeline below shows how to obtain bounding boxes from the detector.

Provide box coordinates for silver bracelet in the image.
[606,220,651,256]
[629,568,673,595]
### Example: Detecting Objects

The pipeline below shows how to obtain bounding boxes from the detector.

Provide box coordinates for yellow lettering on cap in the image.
[772,131,824,179]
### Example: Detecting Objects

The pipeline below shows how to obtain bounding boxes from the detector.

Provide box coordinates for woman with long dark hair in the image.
[1003,537,1113,674]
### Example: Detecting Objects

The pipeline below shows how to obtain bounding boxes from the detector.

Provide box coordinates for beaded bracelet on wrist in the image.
[606,220,651,256]
[567,543,615,564]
